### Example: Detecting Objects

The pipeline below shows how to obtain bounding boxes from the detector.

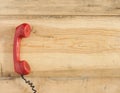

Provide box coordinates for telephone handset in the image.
[13,23,37,93]
[13,23,31,75]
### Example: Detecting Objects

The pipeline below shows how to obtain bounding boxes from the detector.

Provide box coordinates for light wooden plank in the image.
[0,77,120,93]
[0,0,120,15]
[0,16,120,77]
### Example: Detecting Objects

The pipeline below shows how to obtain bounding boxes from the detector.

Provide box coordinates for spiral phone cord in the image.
[21,75,37,93]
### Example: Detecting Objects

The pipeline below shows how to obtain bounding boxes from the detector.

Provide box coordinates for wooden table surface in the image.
[0,0,120,93]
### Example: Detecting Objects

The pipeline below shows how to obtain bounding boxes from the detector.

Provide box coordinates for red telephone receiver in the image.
[13,23,31,75]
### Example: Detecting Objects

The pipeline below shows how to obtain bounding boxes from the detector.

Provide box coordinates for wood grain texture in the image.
[0,0,120,92]
[0,16,120,77]
[0,77,120,93]
[0,0,120,15]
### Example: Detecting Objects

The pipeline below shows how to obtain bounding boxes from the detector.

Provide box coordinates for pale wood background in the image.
[0,0,120,93]
[0,0,120,15]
